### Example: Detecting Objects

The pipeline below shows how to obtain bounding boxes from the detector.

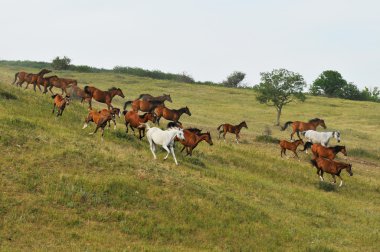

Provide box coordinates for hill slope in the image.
[0,65,379,251]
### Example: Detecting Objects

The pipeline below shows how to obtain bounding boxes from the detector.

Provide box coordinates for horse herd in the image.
[11,69,354,186]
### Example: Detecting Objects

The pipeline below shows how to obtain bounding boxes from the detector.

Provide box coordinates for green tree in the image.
[310,70,347,97]
[340,82,361,100]
[255,69,306,126]
[52,56,71,70]
[222,71,246,87]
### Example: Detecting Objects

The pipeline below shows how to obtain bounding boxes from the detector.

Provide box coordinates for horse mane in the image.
[332,145,345,153]
[186,127,202,135]
[45,75,58,79]
[108,87,119,91]
[139,113,149,118]
[308,118,321,123]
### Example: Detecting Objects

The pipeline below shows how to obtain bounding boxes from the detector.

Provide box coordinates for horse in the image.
[179,130,213,156]
[82,108,121,130]
[302,142,347,160]
[281,118,327,140]
[82,110,115,141]
[279,139,304,159]
[217,121,248,143]
[138,93,172,103]
[71,85,91,104]
[310,157,353,187]
[13,69,51,91]
[36,75,58,94]
[124,99,164,113]
[145,124,185,165]
[302,130,341,147]
[123,110,157,140]
[51,94,70,117]
[84,86,125,109]
[153,105,191,125]
[45,76,78,95]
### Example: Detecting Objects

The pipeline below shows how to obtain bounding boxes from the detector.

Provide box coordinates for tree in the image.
[255,69,306,126]
[340,82,361,100]
[222,71,246,87]
[310,70,347,97]
[52,56,71,70]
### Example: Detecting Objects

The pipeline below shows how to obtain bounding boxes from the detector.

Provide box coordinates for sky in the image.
[1,0,379,88]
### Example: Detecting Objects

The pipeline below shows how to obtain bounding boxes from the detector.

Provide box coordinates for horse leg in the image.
[90,125,100,135]
[337,175,343,187]
[125,122,129,133]
[101,127,105,142]
[52,104,56,114]
[170,145,179,165]
[290,131,295,140]
[293,150,299,159]
[180,146,186,153]
[113,119,117,130]
[149,141,157,160]
[88,99,92,110]
[223,131,227,142]
[296,130,302,140]
[281,148,283,157]
[162,145,171,160]
[235,133,240,144]
[331,175,336,184]
[130,125,135,135]
[320,171,324,181]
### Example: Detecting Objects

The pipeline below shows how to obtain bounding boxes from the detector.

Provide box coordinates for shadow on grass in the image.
[255,135,279,144]
[317,181,337,192]
[0,90,17,100]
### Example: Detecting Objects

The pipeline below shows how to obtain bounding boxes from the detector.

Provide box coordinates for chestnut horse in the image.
[124,99,164,113]
[138,93,172,103]
[302,142,347,160]
[71,85,91,104]
[281,118,326,140]
[217,121,248,143]
[82,108,120,130]
[279,139,304,159]
[84,86,125,109]
[82,110,115,141]
[45,76,77,95]
[51,94,70,116]
[12,69,51,91]
[179,130,213,156]
[123,110,157,140]
[310,157,353,187]
[153,105,191,125]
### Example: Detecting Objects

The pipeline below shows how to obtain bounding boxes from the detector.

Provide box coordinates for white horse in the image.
[145,124,185,165]
[302,130,341,147]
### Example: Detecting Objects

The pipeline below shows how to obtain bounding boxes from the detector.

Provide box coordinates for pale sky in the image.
[1,0,379,88]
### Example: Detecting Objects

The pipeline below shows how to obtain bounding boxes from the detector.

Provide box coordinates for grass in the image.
[0,65,380,251]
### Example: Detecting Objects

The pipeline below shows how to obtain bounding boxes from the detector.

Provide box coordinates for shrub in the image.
[52,56,71,70]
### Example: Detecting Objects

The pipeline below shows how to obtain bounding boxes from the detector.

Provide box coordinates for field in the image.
[0,65,379,251]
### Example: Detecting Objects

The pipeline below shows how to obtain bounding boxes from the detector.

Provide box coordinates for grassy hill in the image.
[0,65,379,251]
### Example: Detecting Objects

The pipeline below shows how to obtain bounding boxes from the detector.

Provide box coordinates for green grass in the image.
[0,65,380,251]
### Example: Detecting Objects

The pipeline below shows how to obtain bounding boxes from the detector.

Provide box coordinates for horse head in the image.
[64,95,71,105]
[184,106,191,116]
[320,119,327,129]
[346,163,353,176]
[176,128,185,141]
[241,121,248,129]
[148,112,157,123]
[206,131,213,145]
[333,131,341,143]
[117,88,125,98]
[164,94,172,103]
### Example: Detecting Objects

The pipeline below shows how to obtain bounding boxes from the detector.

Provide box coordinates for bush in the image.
[52,56,71,70]
[222,71,246,88]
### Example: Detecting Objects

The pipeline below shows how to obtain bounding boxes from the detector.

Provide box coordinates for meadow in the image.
[0,65,379,251]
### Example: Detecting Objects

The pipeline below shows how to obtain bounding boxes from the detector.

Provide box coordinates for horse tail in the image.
[84,86,92,96]
[217,124,224,131]
[122,110,128,115]
[281,121,293,131]
[137,94,144,99]
[51,94,58,99]
[123,100,132,110]
[301,141,313,151]
[12,72,19,85]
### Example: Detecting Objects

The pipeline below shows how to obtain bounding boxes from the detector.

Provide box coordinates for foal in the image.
[279,139,304,159]
[217,121,248,143]
[303,142,347,160]
[51,94,70,117]
[82,110,115,141]
[310,157,353,187]
[179,130,213,156]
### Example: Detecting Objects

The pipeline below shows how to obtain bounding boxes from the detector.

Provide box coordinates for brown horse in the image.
[281,118,326,140]
[153,105,191,125]
[82,110,115,141]
[45,76,77,95]
[279,139,304,159]
[217,121,248,143]
[302,142,347,160]
[138,93,172,103]
[12,69,51,91]
[123,110,157,140]
[124,99,164,113]
[71,85,91,104]
[51,94,70,116]
[84,86,125,109]
[310,157,353,187]
[36,75,58,94]
[179,130,213,156]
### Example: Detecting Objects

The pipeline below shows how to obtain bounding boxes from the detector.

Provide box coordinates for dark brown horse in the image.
[51,94,70,116]
[217,121,248,143]
[303,142,347,160]
[137,93,172,103]
[124,99,164,113]
[45,76,77,95]
[281,118,326,140]
[84,86,125,109]
[71,85,91,104]
[279,139,304,159]
[179,130,213,156]
[153,105,191,125]
[12,69,51,91]
[310,157,353,187]
[36,75,58,94]
[123,110,157,140]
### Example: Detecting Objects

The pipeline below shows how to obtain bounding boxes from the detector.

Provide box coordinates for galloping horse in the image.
[82,110,116,141]
[123,110,157,140]
[82,108,120,130]
[51,94,70,117]
[217,121,248,143]
[279,139,304,159]
[302,142,347,160]
[302,130,341,147]
[138,93,172,103]
[71,85,91,104]
[12,69,51,91]
[124,99,164,113]
[45,76,77,95]
[179,130,213,156]
[84,86,125,109]
[281,118,327,140]
[310,157,353,187]
[145,124,185,165]
[36,75,58,94]
[153,105,191,125]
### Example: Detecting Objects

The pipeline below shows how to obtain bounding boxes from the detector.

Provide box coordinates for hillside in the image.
[0,65,379,251]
